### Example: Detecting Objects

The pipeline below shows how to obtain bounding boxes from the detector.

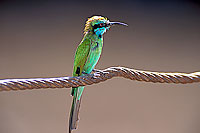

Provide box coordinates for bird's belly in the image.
[83,49,102,74]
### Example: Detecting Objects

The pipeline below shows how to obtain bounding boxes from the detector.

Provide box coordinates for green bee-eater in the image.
[69,16,127,132]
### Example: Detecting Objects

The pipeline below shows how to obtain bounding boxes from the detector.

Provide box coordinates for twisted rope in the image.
[0,66,199,92]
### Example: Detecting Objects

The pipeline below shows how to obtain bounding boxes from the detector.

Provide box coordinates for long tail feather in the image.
[69,87,83,133]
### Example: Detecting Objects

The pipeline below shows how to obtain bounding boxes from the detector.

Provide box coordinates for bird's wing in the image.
[71,38,90,95]
[73,38,90,76]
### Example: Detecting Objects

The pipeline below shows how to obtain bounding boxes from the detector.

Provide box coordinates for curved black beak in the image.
[109,22,128,26]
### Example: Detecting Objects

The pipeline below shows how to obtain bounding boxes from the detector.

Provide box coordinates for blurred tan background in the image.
[0,0,200,133]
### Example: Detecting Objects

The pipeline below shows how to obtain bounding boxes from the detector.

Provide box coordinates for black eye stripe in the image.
[93,23,107,29]
[93,24,100,29]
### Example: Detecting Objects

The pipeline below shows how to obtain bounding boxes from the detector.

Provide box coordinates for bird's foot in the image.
[82,71,88,75]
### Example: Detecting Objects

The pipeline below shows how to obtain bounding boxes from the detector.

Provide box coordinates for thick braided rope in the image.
[0,66,199,92]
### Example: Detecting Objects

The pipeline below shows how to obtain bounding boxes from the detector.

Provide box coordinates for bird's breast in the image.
[83,41,103,73]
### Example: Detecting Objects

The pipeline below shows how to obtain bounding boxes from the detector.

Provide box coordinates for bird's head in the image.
[84,16,128,37]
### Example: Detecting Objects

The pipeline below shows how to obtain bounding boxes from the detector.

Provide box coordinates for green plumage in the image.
[69,23,103,133]
[69,16,127,133]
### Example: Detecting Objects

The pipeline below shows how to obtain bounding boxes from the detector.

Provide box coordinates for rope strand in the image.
[0,66,199,92]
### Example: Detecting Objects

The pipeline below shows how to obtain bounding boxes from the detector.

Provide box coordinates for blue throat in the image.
[94,27,106,38]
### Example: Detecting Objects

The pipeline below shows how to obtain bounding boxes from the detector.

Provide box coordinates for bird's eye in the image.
[100,23,105,27]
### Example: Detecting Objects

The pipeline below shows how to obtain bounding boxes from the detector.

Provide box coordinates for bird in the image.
[69,16,128,133]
